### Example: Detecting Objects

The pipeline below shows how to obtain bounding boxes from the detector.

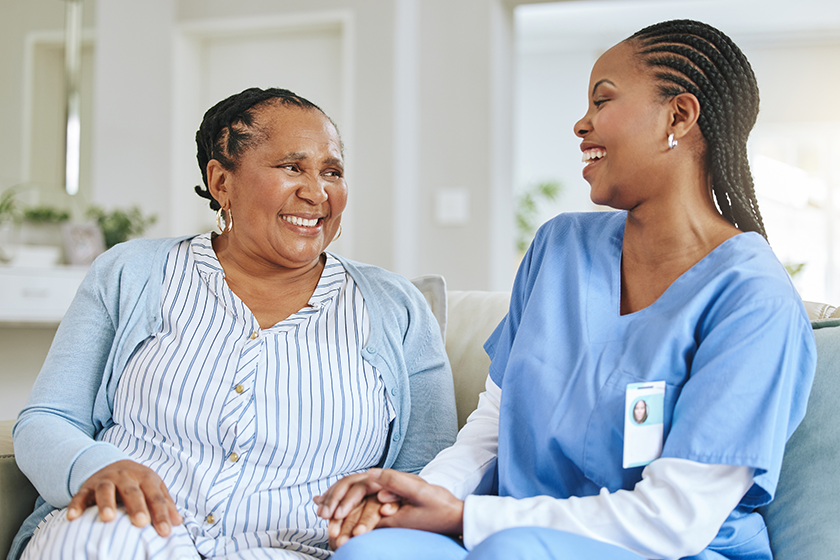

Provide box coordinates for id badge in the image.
[623,381,665,469]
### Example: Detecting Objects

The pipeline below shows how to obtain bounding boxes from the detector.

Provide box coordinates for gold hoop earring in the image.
[332,224,342,242]
[216,208,233,234]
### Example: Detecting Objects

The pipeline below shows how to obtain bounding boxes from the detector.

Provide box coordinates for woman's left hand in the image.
[354,469,464,535]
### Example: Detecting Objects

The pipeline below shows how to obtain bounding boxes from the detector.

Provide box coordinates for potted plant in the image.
[13,204,71,266]
[0,189,19,263]
[86,205,157,249]
[20,205,70,246]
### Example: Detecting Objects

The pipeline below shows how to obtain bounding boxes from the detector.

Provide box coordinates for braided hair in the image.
[628,20,767,239]
[194,87,337,211]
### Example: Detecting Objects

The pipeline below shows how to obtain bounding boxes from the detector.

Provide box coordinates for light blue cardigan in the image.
[10,236,457,560]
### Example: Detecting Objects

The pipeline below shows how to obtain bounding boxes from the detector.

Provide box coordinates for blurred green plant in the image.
[86,205,157,248]
[0,190,17,225]
[515,180,562,253]
[22,206,70,223]
[785,262,806,278]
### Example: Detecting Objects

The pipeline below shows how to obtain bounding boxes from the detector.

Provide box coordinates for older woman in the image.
[10,87,456,560]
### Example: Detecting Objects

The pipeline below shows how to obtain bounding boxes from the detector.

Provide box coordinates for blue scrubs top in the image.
[486,211,816,560]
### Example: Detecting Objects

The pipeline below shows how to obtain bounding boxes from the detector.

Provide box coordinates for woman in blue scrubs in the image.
[314,19,816,560]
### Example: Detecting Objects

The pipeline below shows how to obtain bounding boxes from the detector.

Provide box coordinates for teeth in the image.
[581,148,606,165]
[282,215,319,227]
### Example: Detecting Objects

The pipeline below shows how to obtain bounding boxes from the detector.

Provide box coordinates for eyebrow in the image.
[274,152,344,169]
[592,79,616,96]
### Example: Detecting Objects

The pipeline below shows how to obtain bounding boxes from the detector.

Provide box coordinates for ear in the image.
[668,92,701,140]
[206,160,231,209]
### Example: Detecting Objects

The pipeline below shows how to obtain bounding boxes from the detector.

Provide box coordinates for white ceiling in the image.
[516,0,840,53]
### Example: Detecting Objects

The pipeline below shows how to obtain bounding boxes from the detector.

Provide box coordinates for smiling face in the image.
[574,41,672,209]
[209,103,347,271]
[633,400,647,423]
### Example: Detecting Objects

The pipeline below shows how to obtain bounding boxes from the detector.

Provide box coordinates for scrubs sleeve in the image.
[661,296,816,507]
[485,228,543,387]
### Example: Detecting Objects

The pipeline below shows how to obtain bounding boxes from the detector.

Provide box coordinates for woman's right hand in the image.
[66,459,182,537]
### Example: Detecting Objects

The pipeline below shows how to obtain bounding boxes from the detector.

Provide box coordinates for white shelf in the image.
[0,266,88,324]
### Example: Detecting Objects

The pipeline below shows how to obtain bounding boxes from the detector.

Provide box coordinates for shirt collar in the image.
[189,233,345,310]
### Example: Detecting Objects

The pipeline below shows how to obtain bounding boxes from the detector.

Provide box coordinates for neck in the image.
[211,232,324,286]
[618,174,740,315]
[621,164,739,266]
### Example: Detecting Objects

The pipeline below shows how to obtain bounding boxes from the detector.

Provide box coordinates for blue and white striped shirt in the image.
[100,233,394,558]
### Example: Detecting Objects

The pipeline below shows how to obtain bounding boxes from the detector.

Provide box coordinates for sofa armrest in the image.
[0,420,38,560]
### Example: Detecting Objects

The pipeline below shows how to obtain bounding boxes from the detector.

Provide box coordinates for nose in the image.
[297,175,328,205]
[574,114,590,138]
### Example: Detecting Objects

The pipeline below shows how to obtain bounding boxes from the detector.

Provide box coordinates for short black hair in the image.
[193,87,339,211]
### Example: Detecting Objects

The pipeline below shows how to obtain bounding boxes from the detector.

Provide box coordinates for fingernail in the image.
[158,522,171,536]
[134,512,149,526]
[100,507,115,520]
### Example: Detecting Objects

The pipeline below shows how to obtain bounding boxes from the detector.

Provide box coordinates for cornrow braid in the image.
[194,87,333,211]
[629,20,767,239]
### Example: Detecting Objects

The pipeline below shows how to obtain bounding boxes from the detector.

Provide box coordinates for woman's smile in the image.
[280,214,323,229]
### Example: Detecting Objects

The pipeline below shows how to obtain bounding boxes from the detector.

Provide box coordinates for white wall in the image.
[0,0,96,421]
[1,0,528,420]
[91,0,520,292]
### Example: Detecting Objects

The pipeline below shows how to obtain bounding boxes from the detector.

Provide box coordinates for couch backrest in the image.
[445,290,510,428]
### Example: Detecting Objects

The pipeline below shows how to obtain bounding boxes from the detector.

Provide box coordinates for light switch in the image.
[435,188,470,226]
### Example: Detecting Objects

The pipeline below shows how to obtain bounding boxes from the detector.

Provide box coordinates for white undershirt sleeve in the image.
[463,458,754,559]
[419,375,501,499]
[420,378,756,559]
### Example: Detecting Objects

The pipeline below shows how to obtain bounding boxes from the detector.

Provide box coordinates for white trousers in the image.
[21,507,324,560]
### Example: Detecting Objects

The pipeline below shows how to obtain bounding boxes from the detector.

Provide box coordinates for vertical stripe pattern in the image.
[92,234,393,558]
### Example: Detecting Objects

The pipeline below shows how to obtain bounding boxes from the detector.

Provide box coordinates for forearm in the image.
[463,458,754,559]
[15,417,128,507]
[420,376,500,499]
[14,262,122,506]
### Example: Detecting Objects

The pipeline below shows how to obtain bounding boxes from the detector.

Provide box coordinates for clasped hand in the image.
[66,459,182,537]
[314,468,464,550]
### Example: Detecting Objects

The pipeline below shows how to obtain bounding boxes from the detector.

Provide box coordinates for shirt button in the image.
[234,384,244,394]
[229,452,239,463]
[205,514,215,524]
[249,331,259,340]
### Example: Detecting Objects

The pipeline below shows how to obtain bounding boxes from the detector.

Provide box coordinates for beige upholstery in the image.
[0,294,829,559]
[445,291,509,428]
[802,300,840,320]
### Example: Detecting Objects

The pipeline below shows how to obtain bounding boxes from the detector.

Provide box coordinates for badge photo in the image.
[623,381,665,469]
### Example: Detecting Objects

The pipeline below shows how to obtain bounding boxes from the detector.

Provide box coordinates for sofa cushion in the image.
[758,319,840,559]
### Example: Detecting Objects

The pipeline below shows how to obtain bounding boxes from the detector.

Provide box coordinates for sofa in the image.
[1,278,838,559]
